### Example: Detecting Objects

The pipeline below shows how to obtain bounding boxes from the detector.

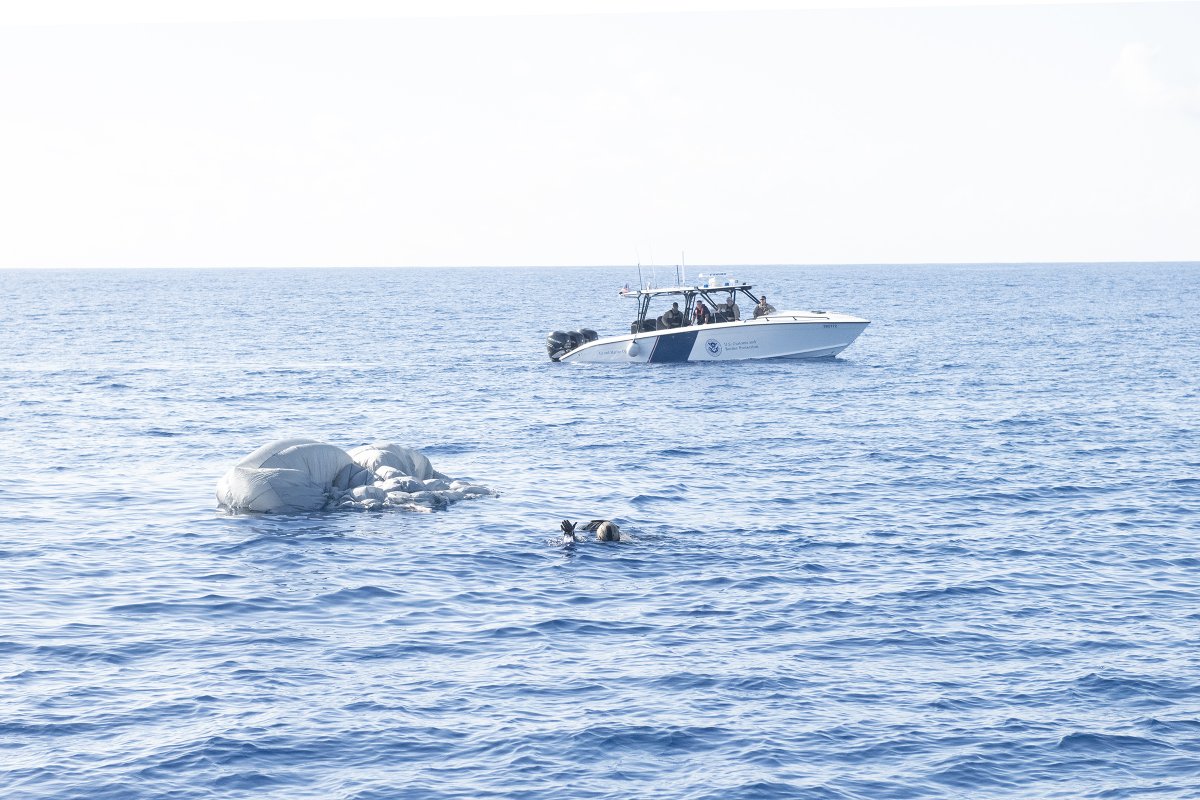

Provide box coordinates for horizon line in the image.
[3,260,1200,271]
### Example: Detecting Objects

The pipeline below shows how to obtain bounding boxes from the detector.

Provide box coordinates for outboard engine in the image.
[546,331,571,362]
[547,329,598,361]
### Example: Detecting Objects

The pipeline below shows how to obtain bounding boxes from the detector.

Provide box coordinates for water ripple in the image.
[2,263,1200,799]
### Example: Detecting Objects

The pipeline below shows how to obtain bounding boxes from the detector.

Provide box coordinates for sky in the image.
[1,0,1197,267]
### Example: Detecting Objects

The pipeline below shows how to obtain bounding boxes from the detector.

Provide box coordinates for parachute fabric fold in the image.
[216,438,491,514]
[216,440,352,513]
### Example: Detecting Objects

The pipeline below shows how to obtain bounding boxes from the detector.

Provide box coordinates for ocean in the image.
[1,262,1198,799]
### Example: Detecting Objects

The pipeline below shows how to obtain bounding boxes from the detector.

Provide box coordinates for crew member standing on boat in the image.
[754,295,776,318]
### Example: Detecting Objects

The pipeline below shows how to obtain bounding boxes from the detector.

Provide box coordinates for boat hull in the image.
[558,313,869,364]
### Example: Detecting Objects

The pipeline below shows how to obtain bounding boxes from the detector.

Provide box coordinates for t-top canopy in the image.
[619,282,754,298]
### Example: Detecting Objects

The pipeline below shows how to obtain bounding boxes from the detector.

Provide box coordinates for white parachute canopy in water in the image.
[216,439,494,514]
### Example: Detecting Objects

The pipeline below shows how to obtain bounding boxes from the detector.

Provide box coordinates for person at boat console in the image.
[711,295,739,322]
[661,302,684,328]
[723,294,741,321]
[754,295,776,318]
[693,301,711,326]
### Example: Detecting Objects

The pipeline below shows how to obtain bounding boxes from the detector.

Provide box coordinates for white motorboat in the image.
[546,275,869,363]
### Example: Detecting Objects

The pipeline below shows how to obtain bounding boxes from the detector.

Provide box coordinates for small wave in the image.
[630,492,682,505]
[1133,556,1200,568]
[110,595,291,617]
[28,642,144,666]
[899,584,1004,601]
[319,585,404,605]
[422,442,473,455]
[1056,731,1177,752]
[144,428,179,437]
[930,757,1022,791]
[211,772,293,791]
[481,618,659,638]
[343,641,474,660]
[1141,717,1200,733]
[820,629,993,653]
[697,780,845,800]
[1070,672,1181,701]
[998,414,1048,427]
[1073,445,1130,455]
[569,722,732,753]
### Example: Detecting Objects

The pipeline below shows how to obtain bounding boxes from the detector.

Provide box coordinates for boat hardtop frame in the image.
[621,281,765,328]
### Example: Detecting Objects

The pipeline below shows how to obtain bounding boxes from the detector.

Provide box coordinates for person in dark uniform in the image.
[663,302,683,328]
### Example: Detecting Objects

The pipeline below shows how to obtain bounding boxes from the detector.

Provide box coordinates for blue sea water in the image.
[1,262,1199,799]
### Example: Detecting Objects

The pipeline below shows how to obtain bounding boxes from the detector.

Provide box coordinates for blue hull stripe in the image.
[648,330,698,363]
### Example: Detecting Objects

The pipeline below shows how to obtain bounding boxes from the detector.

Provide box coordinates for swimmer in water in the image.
[582,519,621,541]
